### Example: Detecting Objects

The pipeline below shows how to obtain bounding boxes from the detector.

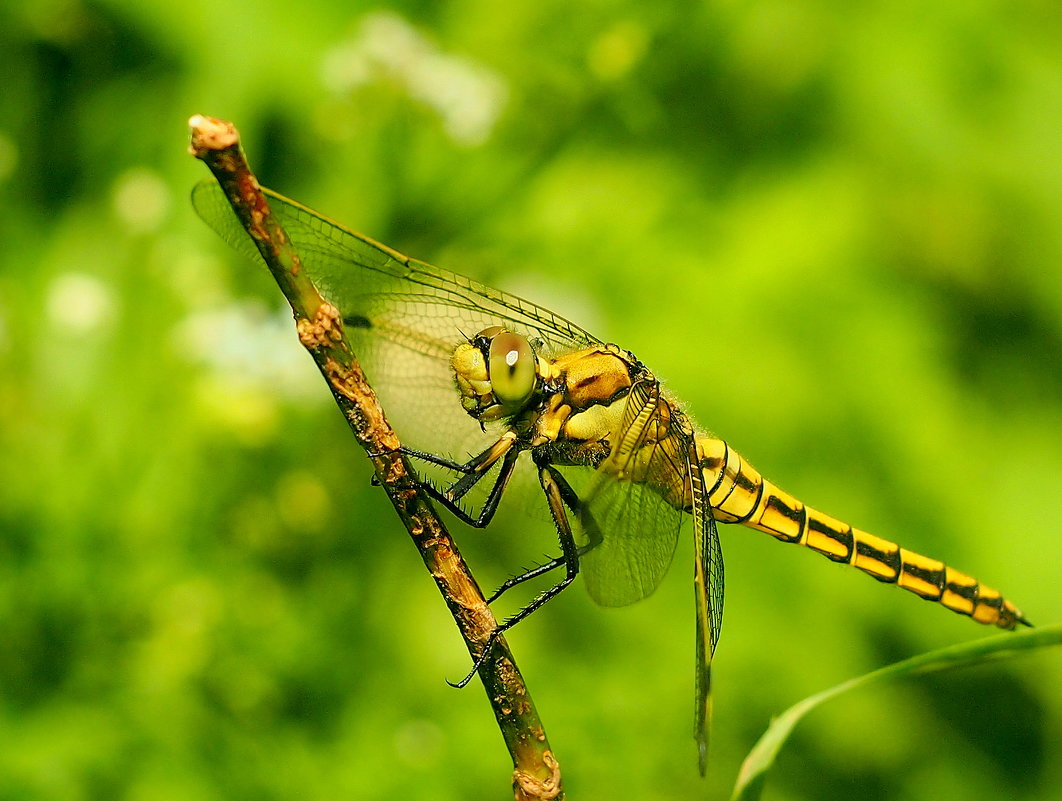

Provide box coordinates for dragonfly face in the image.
[451,327,541,421]
[193,180,1029,776]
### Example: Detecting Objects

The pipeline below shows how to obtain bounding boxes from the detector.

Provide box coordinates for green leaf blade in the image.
[731,623,1062,801]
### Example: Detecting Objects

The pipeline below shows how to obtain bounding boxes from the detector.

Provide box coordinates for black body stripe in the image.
[901,560,946,598]
[763,494,806,543]
[855,538,902,583]
[807,517,854,562]
[728,475,765,524]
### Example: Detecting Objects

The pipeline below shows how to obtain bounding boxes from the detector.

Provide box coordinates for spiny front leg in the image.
[451,462,583,688]
[401,432,521,528]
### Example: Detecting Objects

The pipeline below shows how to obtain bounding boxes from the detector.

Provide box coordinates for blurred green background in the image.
[2,0,1061,798]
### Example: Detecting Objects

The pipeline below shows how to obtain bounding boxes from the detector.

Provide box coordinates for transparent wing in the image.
[191,180,600,458]
[690,462,724,775]
[578,380,690,607]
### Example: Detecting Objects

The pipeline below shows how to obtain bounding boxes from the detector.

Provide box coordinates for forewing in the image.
[578,380,688,608]
[191,180,600,458]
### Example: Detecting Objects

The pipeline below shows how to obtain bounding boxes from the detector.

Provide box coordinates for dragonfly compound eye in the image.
[488,331,536,412]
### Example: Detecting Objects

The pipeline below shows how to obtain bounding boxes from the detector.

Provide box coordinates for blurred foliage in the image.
[1,0,1061,799]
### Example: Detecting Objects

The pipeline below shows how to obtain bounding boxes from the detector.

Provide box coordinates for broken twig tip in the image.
[188,114,239,156]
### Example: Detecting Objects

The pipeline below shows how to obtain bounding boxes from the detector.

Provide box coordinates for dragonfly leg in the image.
[400,432,522,527]
[450,463,582,689]
[405,432,515,491]
[395,445,475,473]
[485,466,603,604]
[369,446,465,487]
[447,435,517,504]
[486,556,566,604]
[419,446,521,528]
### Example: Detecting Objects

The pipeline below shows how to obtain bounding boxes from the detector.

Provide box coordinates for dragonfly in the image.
[192,180,1029,774]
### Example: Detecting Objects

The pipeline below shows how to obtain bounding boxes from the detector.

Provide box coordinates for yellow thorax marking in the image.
[564,401,626,443]
[560,348,632,407]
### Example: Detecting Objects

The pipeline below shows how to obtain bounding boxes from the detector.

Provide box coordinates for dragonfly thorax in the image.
[451,327,544,422]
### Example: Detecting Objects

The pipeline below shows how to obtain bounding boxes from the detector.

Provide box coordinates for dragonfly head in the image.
[451,326,539,422]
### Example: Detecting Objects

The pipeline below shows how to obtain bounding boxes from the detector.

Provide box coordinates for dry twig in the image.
[188,114,561,800]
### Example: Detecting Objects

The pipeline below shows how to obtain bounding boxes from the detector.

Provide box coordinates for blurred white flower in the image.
[46,271,116,334]
[172,301,324,403]
[322,12,508,146]
[172,301,329,442]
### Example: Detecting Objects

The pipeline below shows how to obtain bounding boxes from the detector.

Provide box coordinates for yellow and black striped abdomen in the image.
[695,437,1028,630]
